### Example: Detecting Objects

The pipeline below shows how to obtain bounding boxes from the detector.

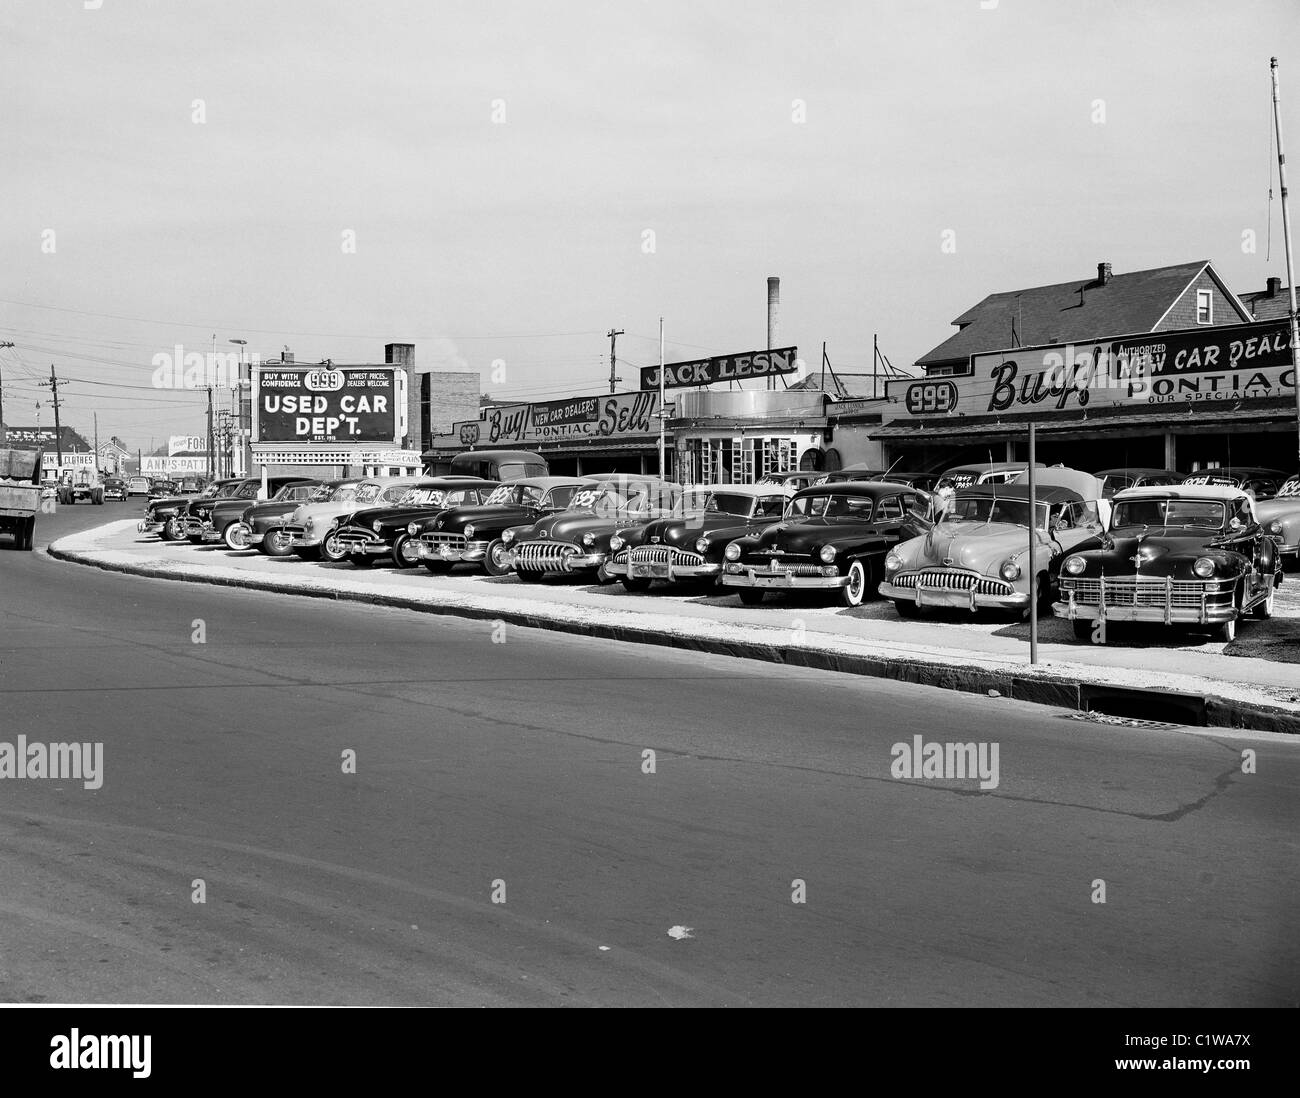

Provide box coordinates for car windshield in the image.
[1277,477,1300,499]
[705,492,759,518]
[541,486,578,509]
[309,485,334,501]
[944,495,1049,528]
[214,483,242,498]
[567,483,678,517]
[485,485,518,505]
[1182,474,1236,487]
[330,485,361,502]
[400,488,448,506]
[1112,498,1227,530]
[786,493,876,521]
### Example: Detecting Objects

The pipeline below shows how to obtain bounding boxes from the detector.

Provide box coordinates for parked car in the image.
[502,476,682,583]
[227,480,332,554]
[423,449,549,481]
[332,477,494,568]
[1096,467,1184,497]
[934,462,1040,491]
[879,471,943,494]
[410,476,596,575]
[177,477,206,493]
[815,463,885,484]
[147,480,181,500]
[605,483,791,591]
[1255,473,1300,569]
[276,477,422,561]
[137,478,241,540]
[102,477,129,502]
[180,476,312,544]
[126,475,152,497]
[1181,467,1290,499]
[756,471,825,492]
[720,481,932,606]
[879,469,1107,619]
[1053,484,1281,643]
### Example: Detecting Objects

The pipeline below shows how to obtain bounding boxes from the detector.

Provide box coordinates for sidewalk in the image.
[49,520,1300,733]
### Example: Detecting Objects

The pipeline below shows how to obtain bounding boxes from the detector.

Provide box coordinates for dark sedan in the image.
[720,482,932,606]
[331,478,494,568]
[186,476,317,545]
[224,480,330,552]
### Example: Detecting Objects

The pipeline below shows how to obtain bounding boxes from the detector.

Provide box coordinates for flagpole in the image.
[658,317,665,479]
[1270,57,1300,466]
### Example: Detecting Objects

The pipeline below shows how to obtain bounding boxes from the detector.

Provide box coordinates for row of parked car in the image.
[134,459,1299,645]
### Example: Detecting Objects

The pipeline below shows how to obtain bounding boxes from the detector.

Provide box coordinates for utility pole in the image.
[1270,57,1300,465]
[606,328,624,394]
[0,341,13,443]
[658,318,666,479]
[94,412,99,472]
[206,386,214,480]
[39,365,66,467]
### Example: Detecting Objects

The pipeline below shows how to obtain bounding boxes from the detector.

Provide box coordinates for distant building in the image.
[1240,276,1295,321]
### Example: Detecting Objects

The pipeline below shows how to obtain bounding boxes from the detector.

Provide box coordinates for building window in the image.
[1196,289,1212,324]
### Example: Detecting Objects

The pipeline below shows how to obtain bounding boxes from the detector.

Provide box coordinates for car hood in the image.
[290,501,363,524]
[243,500,301,523]
[1070,531,1249,577]
[523,511,644,543]
[416,503,534,535]
[915,522,1052,572]
[339,504,451,531]
[748,520,880,555]
[1255,496,1300,522]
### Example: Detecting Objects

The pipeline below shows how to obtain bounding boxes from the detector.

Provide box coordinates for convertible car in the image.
[720,481,932,606]
[879,469,1107,618]
[605,483,790,591]
[1053,484,1281,643]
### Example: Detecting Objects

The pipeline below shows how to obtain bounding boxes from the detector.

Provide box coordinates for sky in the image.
[1,0,1297,451]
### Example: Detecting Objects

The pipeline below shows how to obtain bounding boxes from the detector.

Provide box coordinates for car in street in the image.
[1255,473,1300,570]
[1181,467,1290,499]
[223,480,333,554]
[605,483,790,591]
[102,477,129,502]
[126,475,152,497]
[720,481,932,606]
[410,476,596,575]
[148,479,182,500]
[331,478,494,568]
[1096,467,1184,497]
[879,469,1107,619]
[501,476,682,583]
[1053,484,1282,643]
[276,477,422,561]
[137,478,242,540]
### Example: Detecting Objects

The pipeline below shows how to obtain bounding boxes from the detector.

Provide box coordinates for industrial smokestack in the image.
[767,277,780,350]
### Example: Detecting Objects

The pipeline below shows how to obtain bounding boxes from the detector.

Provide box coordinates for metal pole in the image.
[1270,57,1300,466]
[1028,421,1038,665]
[658,317,665,479]
[607,328,623,394]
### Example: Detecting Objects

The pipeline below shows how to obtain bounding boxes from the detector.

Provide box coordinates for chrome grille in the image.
[280,524,306,538]
[334,530,379,550]
[894,570,1013,596]
[514,541,578,571]
[421,532,467,551]
[1064,577,1230,608]
[739,557,825,577]
[628,546,672,566]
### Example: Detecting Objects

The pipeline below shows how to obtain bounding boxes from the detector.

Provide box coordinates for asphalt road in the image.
[0,499,1296,1005]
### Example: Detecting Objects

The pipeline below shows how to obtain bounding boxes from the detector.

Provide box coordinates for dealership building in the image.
[831,260,1299,475]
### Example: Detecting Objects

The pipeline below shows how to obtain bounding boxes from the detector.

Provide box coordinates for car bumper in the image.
[417,537,490,563]
[334,531,392,556]
[721,564,846,590]
[503,546,606,573]
[606,552,719,582]
[1054,578,1238,626]
[137,519,164,534]
[879,579,1029,611]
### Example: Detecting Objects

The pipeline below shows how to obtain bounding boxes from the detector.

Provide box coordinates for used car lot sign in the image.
[254,366,403,444]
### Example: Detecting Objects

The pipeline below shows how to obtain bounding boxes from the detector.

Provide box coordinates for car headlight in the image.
[884,550,903,575]
[1193,556,1216,578]
[609,534,624,551]
[372,520,384,532]
[724,543,741,561]
[999,558,1021,582]
[1063,555,1086,575]
[407,522,419,536]
[1269,519,1284,535]
[582,532,597,547]
[502,529,515,544]
[695,537,710,554]
[464,524,475,539]
[818,545,837,564]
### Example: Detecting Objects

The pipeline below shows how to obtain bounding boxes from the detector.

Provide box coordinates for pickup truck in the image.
[0,449,42,550]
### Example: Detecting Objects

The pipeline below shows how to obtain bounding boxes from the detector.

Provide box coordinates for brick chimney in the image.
[1097,261,1113,286]
[1267,275,1282,297]
[385,344,418,451]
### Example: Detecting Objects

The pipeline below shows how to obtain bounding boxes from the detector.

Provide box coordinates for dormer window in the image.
[1196,289,1213,324]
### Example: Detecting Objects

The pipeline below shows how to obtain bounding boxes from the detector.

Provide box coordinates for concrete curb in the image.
[47,541,1300,735]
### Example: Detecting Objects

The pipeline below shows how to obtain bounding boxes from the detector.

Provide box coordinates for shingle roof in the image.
[1240,285,1295,321]
[917,261,1228,368]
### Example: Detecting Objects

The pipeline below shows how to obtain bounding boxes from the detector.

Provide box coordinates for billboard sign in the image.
[451,391,659,447]
[253,366,405,444]
[142,456,209,476]
[885,320,1295,422]
[640,347,799,390]
[168,434,207,456]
